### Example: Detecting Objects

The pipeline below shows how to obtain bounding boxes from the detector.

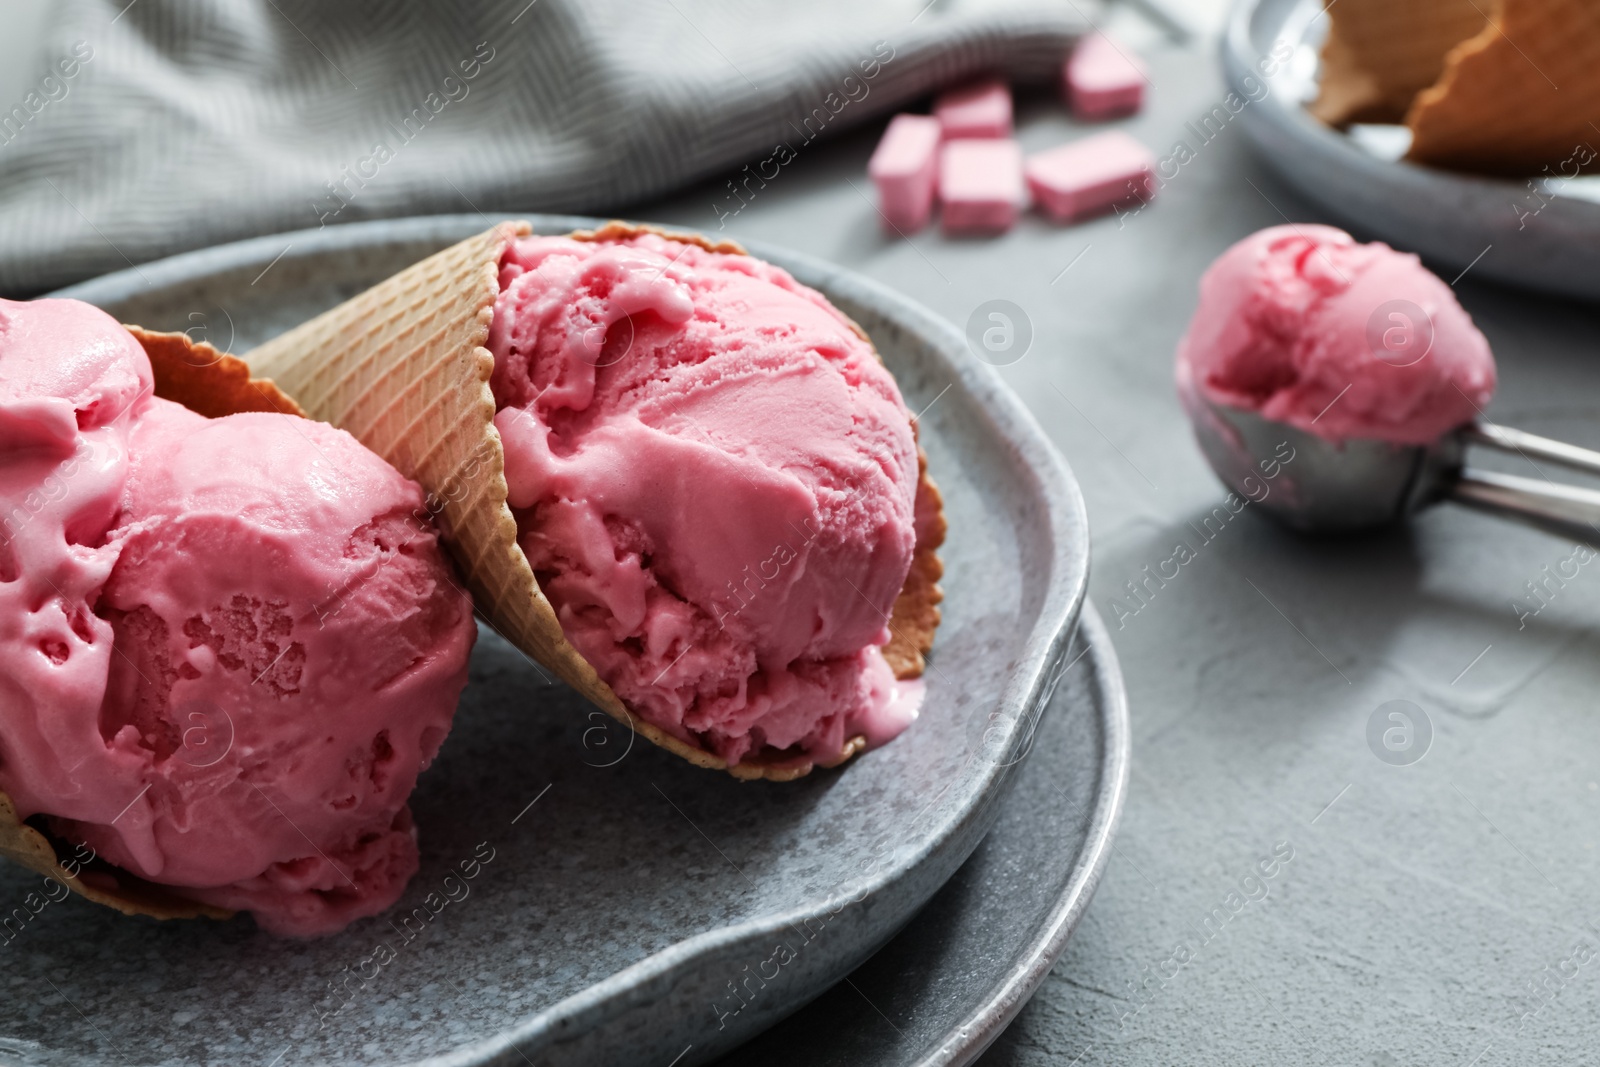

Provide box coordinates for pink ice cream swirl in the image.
[1176,224,1496,446]
[488,232,924,769]
[0,298,475,937]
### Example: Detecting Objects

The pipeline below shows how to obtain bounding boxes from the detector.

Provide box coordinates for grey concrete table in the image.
[636,32,1600,1067]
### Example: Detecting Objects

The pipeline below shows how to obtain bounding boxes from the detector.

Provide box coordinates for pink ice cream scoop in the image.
[1176,226,1600,537]
[1177,224,1495,446]
[487,232,924,770]
[0,298,475,937]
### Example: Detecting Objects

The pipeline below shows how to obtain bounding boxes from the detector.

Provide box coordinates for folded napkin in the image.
[0,0,1091,295]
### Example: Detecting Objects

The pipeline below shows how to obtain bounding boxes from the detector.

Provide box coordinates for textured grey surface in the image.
[606,33,1599,1067]
[1227,0,1600,303]
[714,605,1128,1067]
[22,216,1091,1066]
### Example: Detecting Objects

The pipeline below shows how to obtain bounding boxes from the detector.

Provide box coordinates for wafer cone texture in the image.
[243,221,643,762]
[1310,0,1490,126]
[1312,0,1600,175]
[247,221,943,781]
[1406,0,1600,174]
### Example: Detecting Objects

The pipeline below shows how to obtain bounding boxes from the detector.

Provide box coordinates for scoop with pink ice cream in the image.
[487,230,934,772]
[0,297,475,937]
[1174,226,1600,537]
[1176,224,1496,446]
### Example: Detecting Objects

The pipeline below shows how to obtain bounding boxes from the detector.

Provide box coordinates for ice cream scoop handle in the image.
[1450,469,1600,542]
[1464,422,1600,480]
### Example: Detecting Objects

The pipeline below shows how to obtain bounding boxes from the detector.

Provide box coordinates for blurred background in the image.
[0,0,1232,121]
[0,0,1236,295]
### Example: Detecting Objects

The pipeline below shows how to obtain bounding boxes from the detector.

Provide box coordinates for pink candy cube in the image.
[868,114,943,233]
[1026,132,1156,223]
[1066,33,1146,120]
[940,139,1023,234]
[935,79,1012,139]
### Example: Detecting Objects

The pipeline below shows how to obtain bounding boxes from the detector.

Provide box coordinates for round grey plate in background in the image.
[1225,0,1600,303]
[7,214,1107,1067]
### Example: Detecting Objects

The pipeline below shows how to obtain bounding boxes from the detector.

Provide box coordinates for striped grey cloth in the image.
[0,0,1093,296]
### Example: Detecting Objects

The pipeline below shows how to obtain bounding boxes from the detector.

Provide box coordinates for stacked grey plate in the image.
[0,215,1126,1066]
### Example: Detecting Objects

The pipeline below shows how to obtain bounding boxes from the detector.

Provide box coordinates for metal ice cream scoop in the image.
[1183,389,1600,539]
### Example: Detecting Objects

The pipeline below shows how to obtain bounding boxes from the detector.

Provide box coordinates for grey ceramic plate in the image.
[6,215,1095,1067]
[1226,0,1600,302]
[715,604,1128,1067]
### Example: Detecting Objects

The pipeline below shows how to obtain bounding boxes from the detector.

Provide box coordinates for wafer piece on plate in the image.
[1310,0,1491,126]
[1406,0,1600,174]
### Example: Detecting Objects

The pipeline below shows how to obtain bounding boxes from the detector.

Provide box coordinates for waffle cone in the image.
[0,793,231,922]
[247,221,944,781]
[1405,0,1600,174]
[0,326,300,924]
[1310,0,1491,126]
[131,326,306,418]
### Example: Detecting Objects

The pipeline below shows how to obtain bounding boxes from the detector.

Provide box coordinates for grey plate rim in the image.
[715,599,1129,1067]
[53,213,1095,1066]
[920,602,1129,1067]
[1222,0,1600,303]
